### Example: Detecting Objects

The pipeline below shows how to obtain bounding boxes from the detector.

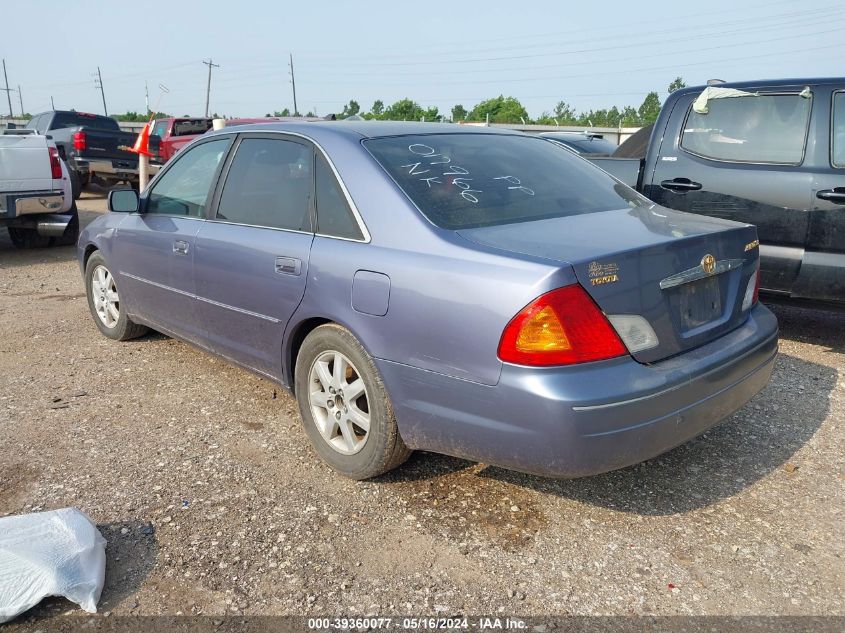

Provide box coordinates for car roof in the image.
[204,120,524,142]
[675,76,845,97]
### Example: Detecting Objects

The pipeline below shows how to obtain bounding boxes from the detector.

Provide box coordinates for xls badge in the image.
[700,254,716,275]
[588,261,619,286]
[744,239,760,252]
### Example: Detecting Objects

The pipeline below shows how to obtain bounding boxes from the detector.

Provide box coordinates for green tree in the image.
[451,104,467,121]
[637,92,661,125]
[271,108,291,117]
[468,95,529,124]
[340,100,360,118]
[370,100,384,118]
[382,98,430,121]
[553,101,577,124]
[668,77,686,94]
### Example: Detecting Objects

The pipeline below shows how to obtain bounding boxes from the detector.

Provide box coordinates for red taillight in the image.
[48,146,62,179]
[498,285,628,366]
[73,131,86,151]
[753,259,761,305]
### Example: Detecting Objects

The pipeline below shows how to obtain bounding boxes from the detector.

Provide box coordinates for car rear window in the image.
[560,137,619,155]
[364,134,644,230]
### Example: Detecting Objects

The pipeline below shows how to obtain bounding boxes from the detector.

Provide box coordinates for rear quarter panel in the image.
[285,130,576,387]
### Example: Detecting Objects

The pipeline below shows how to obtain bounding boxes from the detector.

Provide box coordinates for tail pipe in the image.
[35,214,72,237]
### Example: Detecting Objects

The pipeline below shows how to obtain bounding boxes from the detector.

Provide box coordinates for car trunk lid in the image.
[458,206,760,363]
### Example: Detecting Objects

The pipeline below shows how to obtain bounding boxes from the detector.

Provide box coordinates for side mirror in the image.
[108,188,139,213]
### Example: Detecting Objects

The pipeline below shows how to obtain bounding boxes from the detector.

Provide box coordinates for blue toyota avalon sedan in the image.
[78,122,778,480]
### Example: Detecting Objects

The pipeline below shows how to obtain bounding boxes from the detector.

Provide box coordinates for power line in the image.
[202,59,220,117]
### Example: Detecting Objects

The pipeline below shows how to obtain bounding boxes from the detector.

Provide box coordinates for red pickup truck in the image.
[150,117,213,163]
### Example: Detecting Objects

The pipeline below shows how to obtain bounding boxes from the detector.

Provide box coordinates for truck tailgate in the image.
[0,135,52,192]
[79,128,143,162]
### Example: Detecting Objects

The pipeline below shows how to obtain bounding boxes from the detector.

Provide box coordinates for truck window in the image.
[151,120,169,139]
[49,112,120,131]
[172,119,213,136]
[680,93,811,165]
[833,92,845,168]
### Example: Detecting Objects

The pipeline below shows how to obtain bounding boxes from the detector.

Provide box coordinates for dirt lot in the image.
[0,192,843,620]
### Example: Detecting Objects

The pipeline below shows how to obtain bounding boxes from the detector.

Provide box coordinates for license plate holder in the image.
[679,276,722,330]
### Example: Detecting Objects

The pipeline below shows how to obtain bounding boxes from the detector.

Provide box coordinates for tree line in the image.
[326,77,686,126]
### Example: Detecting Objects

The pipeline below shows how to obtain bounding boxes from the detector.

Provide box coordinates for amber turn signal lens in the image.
[498,284,627,366]
[514,305,572,353]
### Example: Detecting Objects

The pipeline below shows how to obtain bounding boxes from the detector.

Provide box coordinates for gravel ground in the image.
[0,192,842,621]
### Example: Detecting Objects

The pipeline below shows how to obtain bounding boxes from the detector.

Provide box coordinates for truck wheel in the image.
[7,227,52,249]
[54,204,80,246]
[85,251,148,341]
[69,168,82,200]
[294,324,411,480]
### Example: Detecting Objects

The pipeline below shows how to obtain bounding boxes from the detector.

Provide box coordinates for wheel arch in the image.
[82,243,99,270]
[284,315,378,394]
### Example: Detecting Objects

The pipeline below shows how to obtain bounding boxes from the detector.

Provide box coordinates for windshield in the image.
[364,133,645,229]
[557,136,619,155]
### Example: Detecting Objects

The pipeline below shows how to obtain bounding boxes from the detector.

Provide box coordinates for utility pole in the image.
[50,96,55,110]
[145,81,150,116]
[202,59,219,117]
[16,85,22,117]
[288,53,298,116]
[1,59,12,118]
[95,66,107,116]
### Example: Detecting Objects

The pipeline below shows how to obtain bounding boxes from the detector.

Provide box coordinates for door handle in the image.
[173,240,189,255]
[660,178,702,192]
[275,256,302,276]
[816,188,845,205]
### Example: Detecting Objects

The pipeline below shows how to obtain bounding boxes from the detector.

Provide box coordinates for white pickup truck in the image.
[0,129,77,248]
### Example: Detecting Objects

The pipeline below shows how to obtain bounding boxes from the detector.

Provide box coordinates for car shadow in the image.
[766,301,845,353]
[13,519,158,621]
[384,303,838,515]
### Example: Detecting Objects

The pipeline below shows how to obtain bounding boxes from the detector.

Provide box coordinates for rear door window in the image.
[833,92,845,168]
[215,138,313,232]
[680,92,811,165]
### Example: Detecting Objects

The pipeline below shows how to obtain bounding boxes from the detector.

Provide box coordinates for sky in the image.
[1,0,843,120]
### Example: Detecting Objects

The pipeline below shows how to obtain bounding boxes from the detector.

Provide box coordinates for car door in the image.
[193,134,315,376]
[646,88,815,295]
[115,136,232,342]
[796,87,845,301]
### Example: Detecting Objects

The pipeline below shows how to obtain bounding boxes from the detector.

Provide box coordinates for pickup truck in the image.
[0,129,77,248]
[588,77,845,306]
[25,110,159,195]
[149,117,212,162]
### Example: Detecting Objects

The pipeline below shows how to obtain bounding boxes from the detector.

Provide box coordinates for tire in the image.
[53,204,79,246]
[7,227,52,249]
[295,324,411,479]
[69,168,82,200]
[84,251,148,341]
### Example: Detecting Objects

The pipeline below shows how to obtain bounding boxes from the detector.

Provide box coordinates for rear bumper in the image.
[74,158,160,180]
[0,190,66,217]
[378,303,778,478]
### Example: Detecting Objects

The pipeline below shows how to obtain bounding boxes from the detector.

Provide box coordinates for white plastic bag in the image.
[0,508,106,623]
